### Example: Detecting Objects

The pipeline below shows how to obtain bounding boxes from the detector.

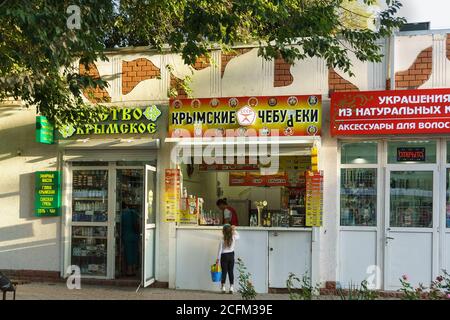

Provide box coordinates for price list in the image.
[305,171,323,227]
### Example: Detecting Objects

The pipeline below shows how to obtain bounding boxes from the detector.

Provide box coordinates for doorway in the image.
[384,167,439,289]
[67,161,157,284]
[338,139,441,290]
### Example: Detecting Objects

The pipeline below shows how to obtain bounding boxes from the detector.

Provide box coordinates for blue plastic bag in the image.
[211,263,222,282]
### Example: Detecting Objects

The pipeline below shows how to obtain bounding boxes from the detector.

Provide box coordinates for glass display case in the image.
[72,170,108,222]
[281,186,306,227]
[71,169,109,277]
[340,168,377,226]
[71,226,107,276]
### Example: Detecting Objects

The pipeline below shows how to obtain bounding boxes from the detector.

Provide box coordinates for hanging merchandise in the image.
[305,170,323,227]
[311,146,318,172]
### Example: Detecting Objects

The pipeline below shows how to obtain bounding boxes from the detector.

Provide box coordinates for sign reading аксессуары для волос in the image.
[35,171,61,217]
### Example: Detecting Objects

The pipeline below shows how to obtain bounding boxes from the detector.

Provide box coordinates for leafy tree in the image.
[0,0,405,126]
[112,0,405,72]
[0,0,115,126]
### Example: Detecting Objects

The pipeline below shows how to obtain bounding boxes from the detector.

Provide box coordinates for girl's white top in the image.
[217,231,240,259]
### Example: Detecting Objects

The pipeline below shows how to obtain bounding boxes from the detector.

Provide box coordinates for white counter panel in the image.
[233,231,269,293]
[175,229,221,292]
[175,228,312,293]
[175,229,268,292]
[268,231,312,288]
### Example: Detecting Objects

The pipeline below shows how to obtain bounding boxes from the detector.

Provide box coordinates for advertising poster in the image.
[164,169,181,222]
[169,95,321,137]
[229,172,289,187]
[305,171,323,227]
[331,88,450,136]
[34,171,61,217]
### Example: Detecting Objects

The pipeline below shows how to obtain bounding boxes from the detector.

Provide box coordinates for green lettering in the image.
[132,108,143,120]
[122,108,131,120]
[120,124,129,134]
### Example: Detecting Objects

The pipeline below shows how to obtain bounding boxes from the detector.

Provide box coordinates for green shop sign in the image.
[58,105,162,138]
[36,116,54,144]
[35,171,61,217]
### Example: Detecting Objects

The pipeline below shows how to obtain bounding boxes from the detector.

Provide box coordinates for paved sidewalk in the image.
[12,282,302,300]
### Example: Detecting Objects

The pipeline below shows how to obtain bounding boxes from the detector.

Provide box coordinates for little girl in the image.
[216,224,239,293]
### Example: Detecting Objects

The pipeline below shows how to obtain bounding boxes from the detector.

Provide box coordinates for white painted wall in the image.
[319,99,339,284]
[0,105,60,271]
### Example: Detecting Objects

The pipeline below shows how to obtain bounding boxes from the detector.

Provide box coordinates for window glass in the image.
[340,168,377,226]
[387,141,436,164]
[389,171,433,228]
[446,141,450,163]
[341,142,378,164]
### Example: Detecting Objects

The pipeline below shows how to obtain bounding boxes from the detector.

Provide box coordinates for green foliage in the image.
[236,258,257,300]
[286,272,320,300]
[0,0,115,126]
[399,275,425,300]
[1,0,405,126]
[399,271,450,300]
[113,0,406,75]
[337,280,378,300]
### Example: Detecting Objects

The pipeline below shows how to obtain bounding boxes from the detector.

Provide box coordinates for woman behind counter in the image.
[216,198,239,226]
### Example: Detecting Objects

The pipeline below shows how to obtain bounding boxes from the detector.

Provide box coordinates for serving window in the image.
[174,144,317,228]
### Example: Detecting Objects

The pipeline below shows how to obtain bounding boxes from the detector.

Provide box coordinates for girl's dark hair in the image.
[223,224,233,248]
[216,198,228,206]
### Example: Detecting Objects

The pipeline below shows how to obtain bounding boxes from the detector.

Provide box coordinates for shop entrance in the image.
[67,161,157,284]
[338,140,442,290]
[384,167,438,290]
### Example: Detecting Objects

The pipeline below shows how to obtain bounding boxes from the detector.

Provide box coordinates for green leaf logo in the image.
[59,125,76,138]
[143,105,161,122]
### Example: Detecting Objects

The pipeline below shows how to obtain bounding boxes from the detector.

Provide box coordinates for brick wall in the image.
[274,56,293,87]
[221,48,252,77]
[79,63,111,103]
[122,58,161,95]
[395,47,432,89]
[447,34,450,60]
[192,55,210,71]
[328,68,359,94]
[170,74,188,99]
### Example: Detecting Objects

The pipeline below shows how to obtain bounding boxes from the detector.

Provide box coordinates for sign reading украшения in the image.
[330,88,450,136]
[35,171,61,217]
[57,105,162,138]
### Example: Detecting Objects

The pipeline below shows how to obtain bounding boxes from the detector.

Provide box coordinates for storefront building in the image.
[1,29,450,291]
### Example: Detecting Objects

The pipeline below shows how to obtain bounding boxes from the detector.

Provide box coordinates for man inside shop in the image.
[216,198,239,226]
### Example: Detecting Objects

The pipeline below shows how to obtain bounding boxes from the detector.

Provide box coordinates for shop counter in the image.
[174,226,312,293]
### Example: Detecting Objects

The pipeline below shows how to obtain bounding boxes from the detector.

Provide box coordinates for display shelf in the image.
[73,236,108,239]
[340,168,377,227]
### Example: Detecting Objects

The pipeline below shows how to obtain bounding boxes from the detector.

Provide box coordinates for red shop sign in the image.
[330,88,450,136]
